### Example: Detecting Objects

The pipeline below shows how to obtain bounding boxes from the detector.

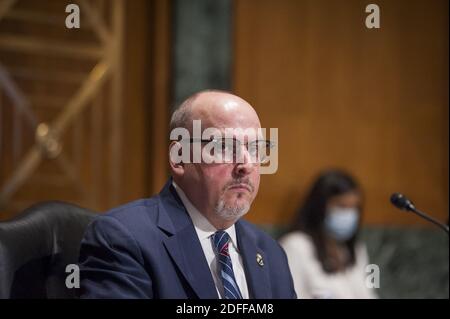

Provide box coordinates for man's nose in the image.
[233,146,255,177]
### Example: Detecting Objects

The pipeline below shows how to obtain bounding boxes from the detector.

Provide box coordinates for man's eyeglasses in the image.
[182,137,275,164]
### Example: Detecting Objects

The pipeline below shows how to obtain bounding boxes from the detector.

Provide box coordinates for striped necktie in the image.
[212,230,243,299]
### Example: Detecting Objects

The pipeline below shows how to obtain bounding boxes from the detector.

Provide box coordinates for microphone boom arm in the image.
[410,207,449,234]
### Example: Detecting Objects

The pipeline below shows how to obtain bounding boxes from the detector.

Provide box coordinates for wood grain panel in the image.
[233,0,448,226]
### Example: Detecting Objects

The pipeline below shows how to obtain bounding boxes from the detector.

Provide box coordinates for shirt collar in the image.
[172,181,238,247]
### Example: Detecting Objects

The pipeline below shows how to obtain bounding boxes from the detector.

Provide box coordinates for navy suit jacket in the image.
[78,179,297,299]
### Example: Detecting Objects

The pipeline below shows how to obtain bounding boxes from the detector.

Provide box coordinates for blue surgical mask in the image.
[324,207,359,241]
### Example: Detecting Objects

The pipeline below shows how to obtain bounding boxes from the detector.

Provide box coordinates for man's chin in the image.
[225,198,251,210]
[215,200,251,222]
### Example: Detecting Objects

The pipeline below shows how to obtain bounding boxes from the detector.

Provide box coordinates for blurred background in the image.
[0,0,448,298]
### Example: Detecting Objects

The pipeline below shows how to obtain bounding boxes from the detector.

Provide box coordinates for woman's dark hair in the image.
[291,169,363,273]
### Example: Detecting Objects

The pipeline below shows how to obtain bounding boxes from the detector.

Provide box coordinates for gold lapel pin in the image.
[256,253,264,266]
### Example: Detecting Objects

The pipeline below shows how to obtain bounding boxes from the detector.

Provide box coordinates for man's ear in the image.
[169,141,185,177]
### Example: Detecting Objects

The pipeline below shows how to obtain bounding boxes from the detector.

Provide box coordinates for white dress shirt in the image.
[280,231,378,299]
[172,181,249,299]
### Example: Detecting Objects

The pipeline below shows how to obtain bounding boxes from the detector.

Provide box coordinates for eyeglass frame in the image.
[180,137,276,164]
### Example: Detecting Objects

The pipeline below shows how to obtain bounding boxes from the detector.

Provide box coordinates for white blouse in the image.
[280,231,378,299]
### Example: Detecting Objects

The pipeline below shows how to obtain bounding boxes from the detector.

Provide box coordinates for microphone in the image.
[390,193,449,235]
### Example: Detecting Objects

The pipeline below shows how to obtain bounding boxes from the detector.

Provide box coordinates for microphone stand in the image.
[409,207,449,235]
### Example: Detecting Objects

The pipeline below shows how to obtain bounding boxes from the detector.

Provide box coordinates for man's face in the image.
[175,93,261,225]
[188,134,261,222]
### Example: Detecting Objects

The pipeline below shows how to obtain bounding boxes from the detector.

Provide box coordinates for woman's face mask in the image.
[324,207,359,241]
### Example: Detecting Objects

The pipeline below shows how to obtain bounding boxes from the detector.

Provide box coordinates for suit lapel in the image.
[157,180,218,299]
[236,221,272,299]
[156,179,273,299]
[162,225,218,298]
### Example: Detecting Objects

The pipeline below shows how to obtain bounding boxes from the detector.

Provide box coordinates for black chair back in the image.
[0,201,95,298]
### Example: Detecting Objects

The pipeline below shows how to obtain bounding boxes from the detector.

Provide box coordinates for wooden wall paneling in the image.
[232,0,448,227]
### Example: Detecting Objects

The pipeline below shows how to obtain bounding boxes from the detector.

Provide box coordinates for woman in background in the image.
[280,170,377,299]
